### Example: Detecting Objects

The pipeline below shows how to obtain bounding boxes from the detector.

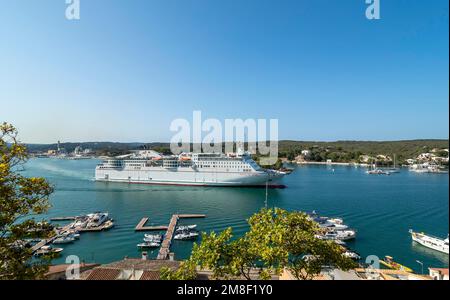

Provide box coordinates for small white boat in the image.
[409,230,449,254]
[137,242,160,249]
[86,212,109,228]
[53,236,75,244]
[102,220,114,230]
[174,232,199,240]
[34,246,64,256]
[143,234,163,242]
[319,222,349,231]
[176,225,197,232]
[322,230,356,241]
[327,218,344,225]
[366,169,390,175]
[70,233,81,239]
[333,239,347,246]
[343,250,361,260]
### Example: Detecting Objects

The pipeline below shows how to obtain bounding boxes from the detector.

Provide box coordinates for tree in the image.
[0,122,54,279]
[162,208,356,280]
[246,208,356,280]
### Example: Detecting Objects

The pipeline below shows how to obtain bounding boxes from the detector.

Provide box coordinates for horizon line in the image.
[23,138,450,145]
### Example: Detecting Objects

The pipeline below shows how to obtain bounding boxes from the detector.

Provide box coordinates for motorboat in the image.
[322,229,356,241]
[409,230,449,254]
[174,232,199,240]
[86,212,109,228]
[333,239,347,246]
[343,250,361,260]
[137,242,160,249]
[143,234,163,242]
[53,236,75,244]
[319,222,349,231]
[176,225,197,232]
[366,169,390,175]
[34,245,64,256]
[327,218,344,225]
[102,220,114,230]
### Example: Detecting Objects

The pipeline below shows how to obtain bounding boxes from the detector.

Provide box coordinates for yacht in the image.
[86,212,109,228]
[176,225,197,232]
[174,231,199,240]
[343,250,361,260]
[143,234,163,242]
[321,229,356,241]
[52,236,75,244]
[409,230,449,254]
[34,246,64,256]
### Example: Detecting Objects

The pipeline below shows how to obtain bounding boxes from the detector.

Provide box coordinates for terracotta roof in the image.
[85,268,121,280]
[140,270,160,280]
[102,258,180,271]
[46,263,99,275]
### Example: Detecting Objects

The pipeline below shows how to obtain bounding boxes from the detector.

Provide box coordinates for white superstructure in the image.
[409,230,449,254]
[95,150,286,187]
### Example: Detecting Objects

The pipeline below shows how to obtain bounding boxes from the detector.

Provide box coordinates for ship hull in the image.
[411,233,449,254]
[95,168,285,187]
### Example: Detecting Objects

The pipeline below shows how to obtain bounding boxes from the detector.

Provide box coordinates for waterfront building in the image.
[429,268,449,280]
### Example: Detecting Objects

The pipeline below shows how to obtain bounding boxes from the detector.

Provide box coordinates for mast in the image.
[265,179,268,209]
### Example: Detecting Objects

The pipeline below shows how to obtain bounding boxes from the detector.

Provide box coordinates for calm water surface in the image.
[23,158,449,272]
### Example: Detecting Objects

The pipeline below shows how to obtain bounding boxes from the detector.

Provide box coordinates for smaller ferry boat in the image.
[380,256,413,272]
[409,230,449,254]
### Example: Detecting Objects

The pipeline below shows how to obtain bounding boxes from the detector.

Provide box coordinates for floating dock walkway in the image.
[134,214,206,260]
[158,214,206,260]
[135,218,169,231]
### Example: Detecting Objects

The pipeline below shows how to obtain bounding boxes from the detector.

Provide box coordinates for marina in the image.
[21,158,449,273]
[31,212,115,255]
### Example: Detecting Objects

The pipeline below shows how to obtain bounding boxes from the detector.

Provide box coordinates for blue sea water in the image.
[22,158,449,272]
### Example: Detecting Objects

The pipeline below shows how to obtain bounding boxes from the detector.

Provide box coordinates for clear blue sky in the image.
[0,0,448,143]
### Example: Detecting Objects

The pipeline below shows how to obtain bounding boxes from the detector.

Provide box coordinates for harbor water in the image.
[22,158,449,272]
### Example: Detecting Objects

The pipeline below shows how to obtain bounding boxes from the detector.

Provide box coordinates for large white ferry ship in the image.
[95,150,286,187]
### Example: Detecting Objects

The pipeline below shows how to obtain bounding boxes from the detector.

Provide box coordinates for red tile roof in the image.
[85,268,121,280]
[140,271,160,280]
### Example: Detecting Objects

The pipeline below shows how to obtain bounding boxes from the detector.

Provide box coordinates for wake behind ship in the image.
[95,150,286,187]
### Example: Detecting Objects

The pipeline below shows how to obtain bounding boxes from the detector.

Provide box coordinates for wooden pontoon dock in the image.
[158,214,206,260]
[135,218,169,231]
[134,214,206,260]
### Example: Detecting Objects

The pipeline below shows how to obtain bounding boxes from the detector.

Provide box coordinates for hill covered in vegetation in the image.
[26,139,448,165]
